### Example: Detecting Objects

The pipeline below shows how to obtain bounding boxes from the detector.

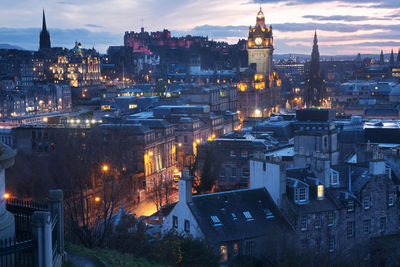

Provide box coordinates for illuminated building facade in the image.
[247,8,273,79]
[237,8,281,120]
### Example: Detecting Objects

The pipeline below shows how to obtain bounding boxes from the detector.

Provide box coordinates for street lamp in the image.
[102,164,109,172]
[95,197,100,202]
[4,193,9,199]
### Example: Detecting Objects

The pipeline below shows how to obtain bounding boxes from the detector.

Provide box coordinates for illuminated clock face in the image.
[255,37,262,46]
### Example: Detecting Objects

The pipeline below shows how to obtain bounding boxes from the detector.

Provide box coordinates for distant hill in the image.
[0,44,25,50]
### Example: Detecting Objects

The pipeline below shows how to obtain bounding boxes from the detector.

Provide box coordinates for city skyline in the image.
[1,0,400,55]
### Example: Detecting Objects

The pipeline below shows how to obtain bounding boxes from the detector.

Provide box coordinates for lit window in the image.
[233,243,239,256]
[220,245,227,262]
[317,185,324,200]
[230,150,236,157]
[241,150,248,158]
[173,216,178,229]
[129,104,137,109]
[264,209,274,219]
[211,216,222,226]
[243,211,254,221]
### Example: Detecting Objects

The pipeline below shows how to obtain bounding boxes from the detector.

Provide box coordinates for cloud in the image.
[253,0,400,8]
[85,24,103,28]
[303,15,388,22]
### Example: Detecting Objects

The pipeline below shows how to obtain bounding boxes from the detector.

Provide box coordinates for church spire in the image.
[39,9,51,50]
[380,50,384,65]
[390,49,395,66]
[42,9,47,31]
[304,30,325,107]
[396,49,400,65]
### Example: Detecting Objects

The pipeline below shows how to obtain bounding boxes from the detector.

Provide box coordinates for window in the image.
[211,216,222,226]
[184,220,190,233]
[173,216,178,229]
[232,213,237,220]
[388,193,395,207]
[220,245,227,262]
[330,169,339,186]
[347,221,354,238]
[300,215,307,231]
[363,194,371,210]
[243,211,254,221]
[129,103,137,109]
[233,243,239,256]
[264,209,274,219]
[363,219,371,234]
[323,136,328,149]
[245,240,255,256]
[263,162,266,171]
[314,213,321,229]
[241,150,248,158]
[317,185,324,200]
[242,168,249,178]
[347,200,354,212]
[184,136,188,144]
[380,217,386,232]
[295,186,308,203]
[219,168,225,177]
[315,239,320,254]
[327,212,335,226]
[230,150,236,157]
[329,237,335,252]
[231,168,237,177]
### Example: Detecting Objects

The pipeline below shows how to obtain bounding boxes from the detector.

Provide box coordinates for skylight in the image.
[243,211,254,221]
[264,209,274,219]
[232,213,237,220]
[210,215,222,226]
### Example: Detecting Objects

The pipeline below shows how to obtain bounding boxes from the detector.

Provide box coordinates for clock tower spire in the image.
[247,7,274,78]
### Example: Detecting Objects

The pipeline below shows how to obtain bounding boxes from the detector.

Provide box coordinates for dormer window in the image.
[231,213,237,220]
[330,169,339,186]
[295,186,309,204]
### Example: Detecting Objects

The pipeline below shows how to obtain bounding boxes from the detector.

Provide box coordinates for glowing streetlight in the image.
[178,143,182,147]
[4,193,9,199]
[102,165,109,172]
[95,197,100,202]
[149,151,153,156]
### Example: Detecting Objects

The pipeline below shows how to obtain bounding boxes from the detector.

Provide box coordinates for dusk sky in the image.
[1,0,400,55]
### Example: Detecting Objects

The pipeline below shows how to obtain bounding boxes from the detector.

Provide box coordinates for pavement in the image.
[126,190,178,217]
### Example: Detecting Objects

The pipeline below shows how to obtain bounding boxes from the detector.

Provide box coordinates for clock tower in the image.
[248,8,273,79]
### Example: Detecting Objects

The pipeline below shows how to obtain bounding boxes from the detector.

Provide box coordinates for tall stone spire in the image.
[390,49,395,66]
[379,50,384,65]
[39,9,51,50]
[397,49,400,65]
[304,30,326,107]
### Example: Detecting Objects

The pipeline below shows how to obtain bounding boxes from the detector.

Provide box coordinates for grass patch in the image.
[65,242,168,267]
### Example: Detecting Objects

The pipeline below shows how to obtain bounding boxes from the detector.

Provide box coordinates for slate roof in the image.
[188,188,287,244]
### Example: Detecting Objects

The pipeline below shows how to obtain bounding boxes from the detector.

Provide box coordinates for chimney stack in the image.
[179,168,192,203]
